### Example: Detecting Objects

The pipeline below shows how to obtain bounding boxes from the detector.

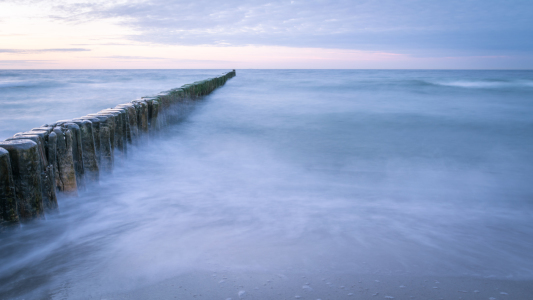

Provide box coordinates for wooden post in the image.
[132,100,149,136]
[100,109,128,156]
[142,98,161,133]
[56,122,85,191]
[77,117,102,168]
[70,119,99,183]
[9,132,58,212]
[115,104,138,145]
[85,114,113,173]
[0,147,19,228]
[0,140,44,221]
[53,127,78,196]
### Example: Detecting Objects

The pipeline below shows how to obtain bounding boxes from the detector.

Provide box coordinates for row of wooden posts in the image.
[0,70,236,229]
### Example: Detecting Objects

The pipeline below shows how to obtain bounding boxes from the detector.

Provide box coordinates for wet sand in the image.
[55,270,533,299]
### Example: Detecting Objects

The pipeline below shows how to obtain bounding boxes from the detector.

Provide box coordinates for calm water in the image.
[0,70,532,299]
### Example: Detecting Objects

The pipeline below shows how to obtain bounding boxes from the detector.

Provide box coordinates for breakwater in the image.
[0,70,236,228]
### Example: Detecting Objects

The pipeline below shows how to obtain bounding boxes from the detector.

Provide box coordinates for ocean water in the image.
[0,69,532,299]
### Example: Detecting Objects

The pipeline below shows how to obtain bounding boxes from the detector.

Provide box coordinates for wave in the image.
[0,79,64,89]
[427,79,533,89]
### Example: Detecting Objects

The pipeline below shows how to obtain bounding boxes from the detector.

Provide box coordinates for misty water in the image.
[1,70,533,299]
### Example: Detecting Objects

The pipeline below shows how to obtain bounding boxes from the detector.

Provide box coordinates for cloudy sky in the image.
[0,0,532,69]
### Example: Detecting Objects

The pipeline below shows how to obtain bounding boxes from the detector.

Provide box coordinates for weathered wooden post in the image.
[109,107,131,145]
[57,122,85,191]
[0,140,44,221]
[155,92,172,126]
[155,96,167,128]
[52,127,78,196]
[32,127,59,189]
[95,111,123,166]
[132,100,149,136]
[142,98,161,132]
[45,131,58,191]
[100,108,128,156]
[115,103,138,145]
[77,116,102,167]
[145,99,153,130]
[96,111,124,156]
[69,119,99,183]
[85,114,113,173]
[152,99,160,131]
[9,132,58,212]
[31,127,56,169]
[0,147,19,228]
[87,113,115,155]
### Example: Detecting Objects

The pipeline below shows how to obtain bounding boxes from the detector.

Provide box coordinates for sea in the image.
[0,70,532,299]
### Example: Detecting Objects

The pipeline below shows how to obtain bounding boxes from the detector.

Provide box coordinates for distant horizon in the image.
[2,68,533,71]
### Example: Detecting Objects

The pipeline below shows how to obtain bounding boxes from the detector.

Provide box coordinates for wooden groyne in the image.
[0,70,236,228]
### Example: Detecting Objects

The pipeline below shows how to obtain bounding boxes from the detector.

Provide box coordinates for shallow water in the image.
[0,70,532,299]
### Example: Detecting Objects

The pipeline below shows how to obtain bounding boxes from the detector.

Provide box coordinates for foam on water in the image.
[0,70,532,299]
[430,79,533,89]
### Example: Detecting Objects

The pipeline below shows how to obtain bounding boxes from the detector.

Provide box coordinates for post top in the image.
[18,131,46,138]
[62,122,81,129]
[70,119,92,124]
[0,139,38,150]
[86,114,110,120]
[31,127,53,134]
[98,110,120,116]
[78,116,101,122]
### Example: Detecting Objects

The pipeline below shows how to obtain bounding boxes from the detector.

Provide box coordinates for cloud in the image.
[2,0,532,59]
[0,59,57,64]
[48,0,532,56]
[0,48,91,54]
[99,55,166,60]
[70,43,134,46]
[169,58,232,63]
[94,55,231,63]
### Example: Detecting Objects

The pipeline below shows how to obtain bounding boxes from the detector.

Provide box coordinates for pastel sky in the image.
[1,0,532,69]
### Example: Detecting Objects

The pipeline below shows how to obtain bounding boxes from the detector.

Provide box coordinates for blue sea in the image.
[0,70,532,299]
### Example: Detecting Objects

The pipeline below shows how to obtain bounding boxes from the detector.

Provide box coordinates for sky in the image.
[0,0,532,69]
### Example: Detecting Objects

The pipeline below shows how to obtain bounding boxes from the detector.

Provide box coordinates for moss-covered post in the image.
[142,98,161,132]
[0,147,19,228]
[45,131,58,192]
[86,114,113,173]
[115,104,138,145]
[77,116,102,167]
[100,108,128,156]
[110,107,131,145]
[58,123,85,191]
[132,100,149,136]
[155,96,167,128]
[53,127,78,196]
[30,128,57,176]
[97,111,124,159]
[69,119,99,183]
[155,92,174,127]
[31,127,56,169]
[9,132,58,212]
[0,140,44,221]
[152,99,160,131]
[145,99,153,130]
